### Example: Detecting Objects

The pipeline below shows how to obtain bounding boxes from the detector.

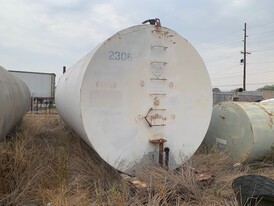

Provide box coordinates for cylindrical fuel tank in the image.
[56,24,212,174]
[0,66,31,140]
[261,98,274,103]
[204,101,274,162]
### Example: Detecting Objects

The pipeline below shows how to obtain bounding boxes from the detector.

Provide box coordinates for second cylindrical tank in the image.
[0,66,31,140]
[204,101,274,162]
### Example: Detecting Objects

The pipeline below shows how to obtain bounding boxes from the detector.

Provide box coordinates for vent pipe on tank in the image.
[63,66,66,74]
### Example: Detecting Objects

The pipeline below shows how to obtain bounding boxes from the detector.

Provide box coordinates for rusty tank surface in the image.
[204,101,274,162]
[0,66,31,140]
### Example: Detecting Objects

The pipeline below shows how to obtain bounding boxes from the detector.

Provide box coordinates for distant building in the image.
[261,90,274,100]
[213,90,263,105]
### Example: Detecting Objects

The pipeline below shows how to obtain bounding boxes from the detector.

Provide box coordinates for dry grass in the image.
[1,114,274,205]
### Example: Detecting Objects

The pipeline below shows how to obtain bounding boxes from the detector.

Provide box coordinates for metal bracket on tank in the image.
[149,138,169,169]
[142,18,161,27]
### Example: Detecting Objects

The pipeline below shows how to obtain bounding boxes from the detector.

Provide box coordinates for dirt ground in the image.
[1,114,274,206]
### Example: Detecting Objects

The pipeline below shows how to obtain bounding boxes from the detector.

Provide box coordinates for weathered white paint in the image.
[56,24,212,174]
[204,101,274,162]
[0,66,31,140]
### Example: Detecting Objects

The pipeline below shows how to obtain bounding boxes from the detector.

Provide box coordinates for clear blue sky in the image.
[1,0,274,91]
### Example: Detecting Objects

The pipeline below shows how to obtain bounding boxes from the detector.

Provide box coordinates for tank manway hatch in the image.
[56,22,212,175]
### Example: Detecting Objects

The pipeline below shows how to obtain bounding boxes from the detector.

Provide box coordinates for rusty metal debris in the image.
[195,172,214,185]
[121,174,147,189]
[131,180,148,189]
[191,168,215,186]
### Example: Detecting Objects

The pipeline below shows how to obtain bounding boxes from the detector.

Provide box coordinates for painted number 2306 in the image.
[108,51,132,61]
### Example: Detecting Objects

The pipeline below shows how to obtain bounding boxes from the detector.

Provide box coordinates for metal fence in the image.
[213,91,263,105]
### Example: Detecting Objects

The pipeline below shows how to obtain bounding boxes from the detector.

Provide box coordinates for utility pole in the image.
[241,23,251,90]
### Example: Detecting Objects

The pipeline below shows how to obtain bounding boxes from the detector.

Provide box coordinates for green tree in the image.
[257,85,274,91]
[212,87,221,92]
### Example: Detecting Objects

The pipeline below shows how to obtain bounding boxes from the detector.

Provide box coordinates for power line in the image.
[249,33,274,41]
[211,66,274,77]
[197,27,274,58]
[248,70,274,75]
[211,70,274,79]
[195,23,274,85]
[251,45,274,52]
[249,21,274,29]
[197,22,274,53]
[199,39,241,53]
[213,81,274,88]
[248,61,274,65]
[204,52,240,63]
[249,29,274,38]
[196,30,241,47]
[209,64,241,74]
[211,74,241,79]
[252,49,274,53]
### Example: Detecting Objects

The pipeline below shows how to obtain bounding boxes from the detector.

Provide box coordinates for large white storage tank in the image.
[0,66,31,140]
[56,23,212,174]
[204,101,274,162]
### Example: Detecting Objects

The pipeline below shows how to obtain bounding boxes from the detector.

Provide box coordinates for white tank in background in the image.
[261,98,274,103]
[204,101,274,162]
[56,23,212,175]
[0,66,31,140]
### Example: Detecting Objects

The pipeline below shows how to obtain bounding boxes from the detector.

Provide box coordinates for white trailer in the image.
[9,70,55,99]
